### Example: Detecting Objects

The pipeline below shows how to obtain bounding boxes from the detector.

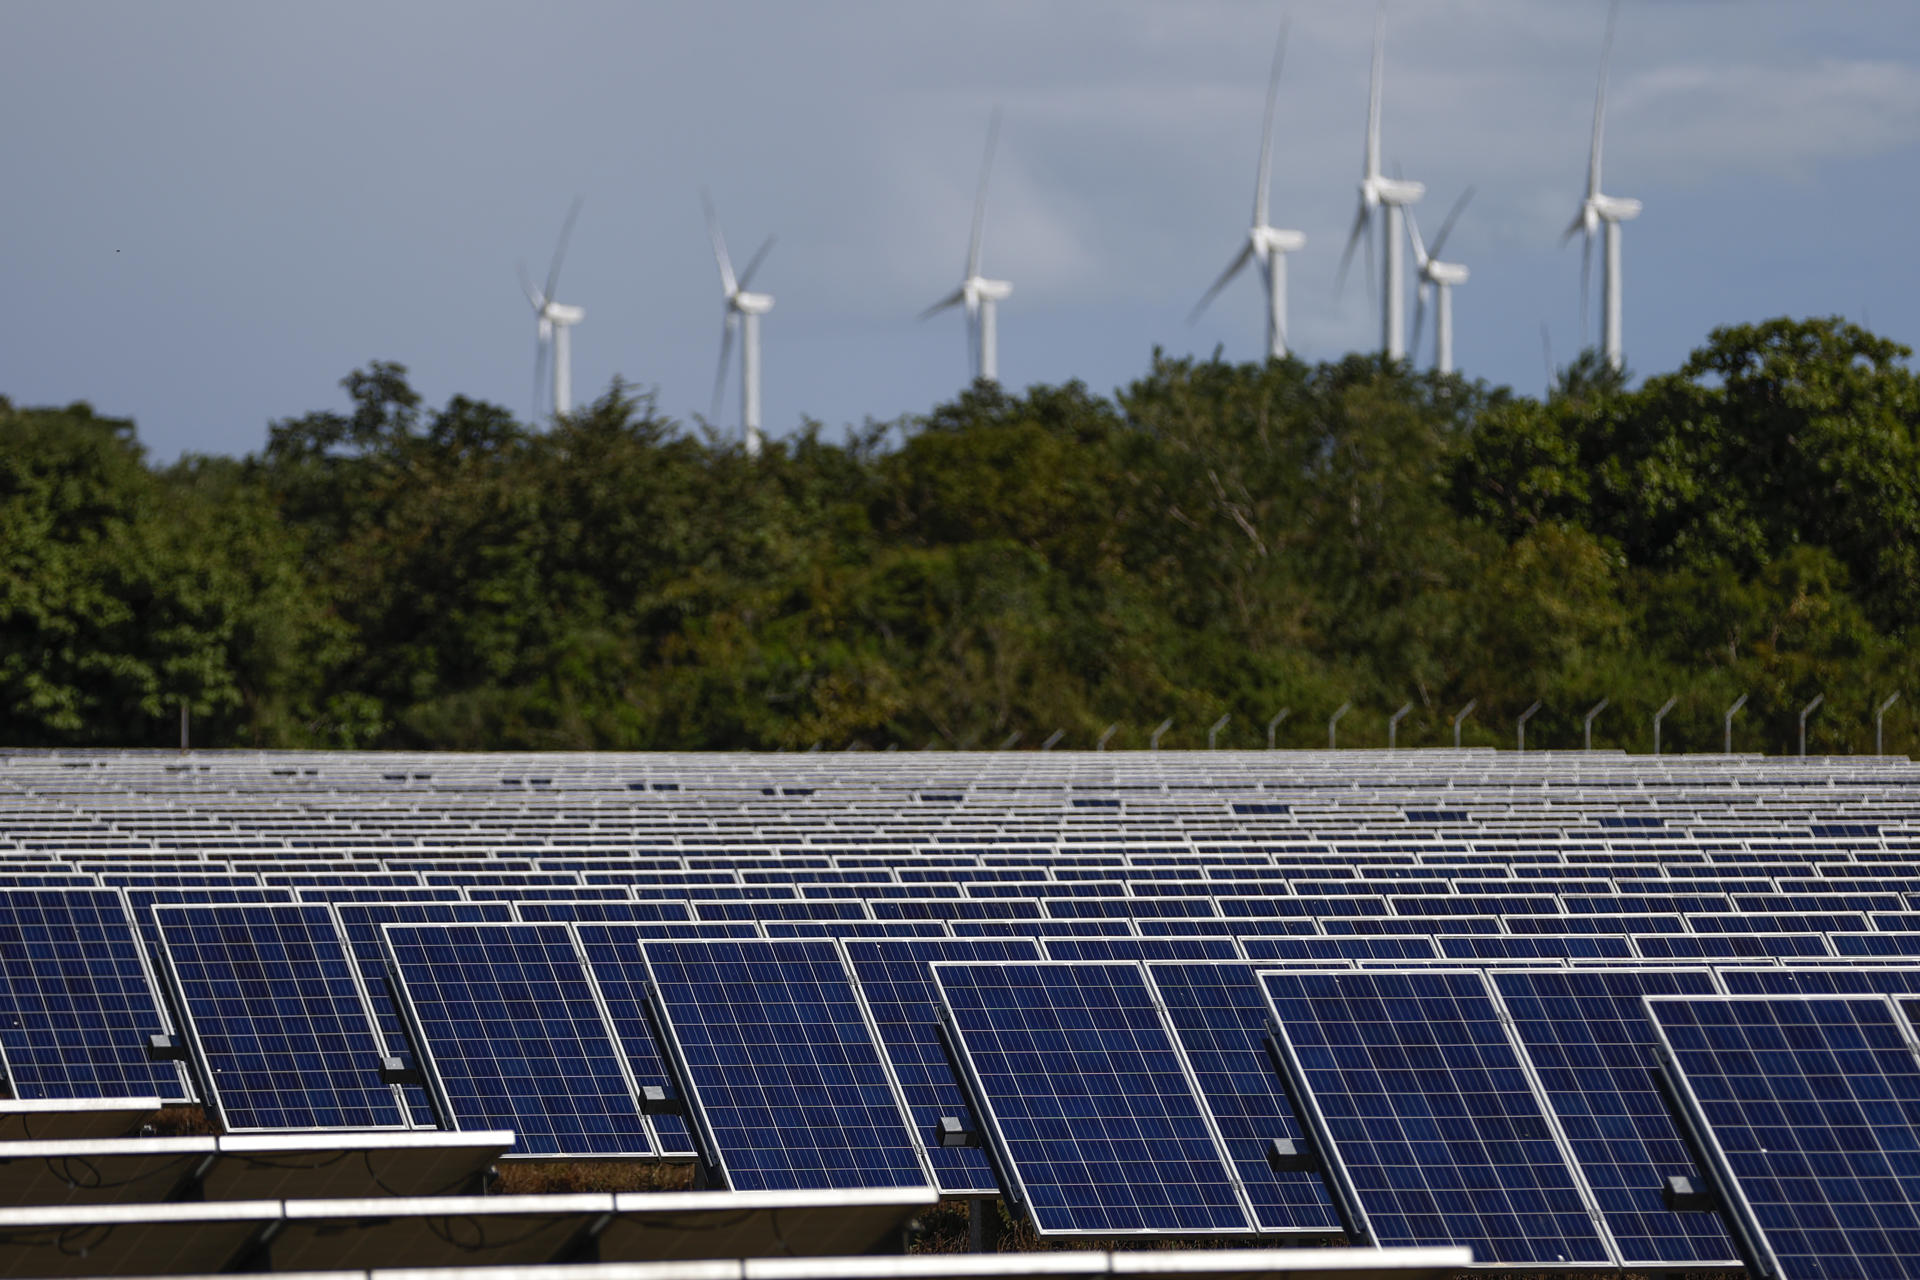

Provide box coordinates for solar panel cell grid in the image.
[1261,968,1616,1267]
[384,921,654,1157]
[156,903,404,1130]
[0,888,190,1101]
[934,960,1254,1237]
[840,936,1041,1195]
[1649,994,1920,1280]
[642,937,929,1191]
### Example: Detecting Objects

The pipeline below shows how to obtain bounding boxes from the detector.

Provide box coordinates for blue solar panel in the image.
[1716,966,1920,996]
[1242,935,1437,962]
[1262,968,1615,1266]
[155,904,404,1130]
[1488,968,1738,1267]
[640,938,928,1190]
[331,901,514,1125]
[1649,994,1920,1280]
[1142,961,1343,1234]
[840,937,1041,1195]
[0,888,190,1101]
[934,960,1254,1237]
[384,922,653,1156]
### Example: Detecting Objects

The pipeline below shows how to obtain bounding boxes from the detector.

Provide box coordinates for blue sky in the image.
[3,0,1918,459]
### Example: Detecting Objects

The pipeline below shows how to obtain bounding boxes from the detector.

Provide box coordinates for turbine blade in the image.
[1411,282,1428,365]
[967,106,1002,279]
[1561,208,1587,246]
[517,262,543,311]
[711,315,736,424]
[701,188,737,296]
[918,287,967,321]
[736,235,776,291]
[1589,0,1619,198]
[543,196,583,307]
[1406,206,1428,269]
[1579,228,1593,350]
[1366,5,1385,180]
[1190,242,1257,323]
[1334,202,1369,296]
[1254,19,1287,228]
[1428,186,1474,260]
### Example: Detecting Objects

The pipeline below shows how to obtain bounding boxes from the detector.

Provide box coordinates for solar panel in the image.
[0,888,190,1102]
[1261,968,1616,1267]
[383,922,653,1157]
[331,901,515,1126]
[1487,967,1738,1268]
[1649,994,1920,1280]
[839,936,1041,1195]
[639,938,929,1191]
[154,904,405,1130]
[1142,961,1344,1234]
[934,960,1254,1237]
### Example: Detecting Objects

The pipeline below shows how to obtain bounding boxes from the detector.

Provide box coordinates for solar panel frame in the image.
[1259,966,1620,1268]
[933,959,1258,1238]
[154,903,407,1132]
[382,921,656,1158]
[0,887,193,1103]
[837,936,1042,1196]
[1647,992,1920,1280]
[640,937,933,1192]
[1485,966,1741,1269]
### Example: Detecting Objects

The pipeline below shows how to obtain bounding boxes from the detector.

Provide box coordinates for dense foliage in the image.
[2,317,1915,755]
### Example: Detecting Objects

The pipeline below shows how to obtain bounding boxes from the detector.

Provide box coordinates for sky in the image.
[4,0,1919,460]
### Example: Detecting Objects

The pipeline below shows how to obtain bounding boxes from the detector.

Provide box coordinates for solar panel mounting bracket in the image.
[1662,1174,1716,1213]
[639,1084,685,1117]
[377,1055,423,1086]
[146,1033,188,1062]
[938,1115,981,1148]
[1265,1136,1315,1173]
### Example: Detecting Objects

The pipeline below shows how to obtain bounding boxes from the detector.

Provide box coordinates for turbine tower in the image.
[703,191,775,458]
[1190,22,1306,360]
[1409,189,1473,375]
[1565,0,1640,371]
[520,198,585,420]
[922,108,1013,385]
[1337,10,1424,361]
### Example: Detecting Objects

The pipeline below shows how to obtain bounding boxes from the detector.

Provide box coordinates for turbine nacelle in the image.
[1365,175,1425,208]
[1424,261,1468,287]
[1253,226,1306,256]
[541,302,584,326]
[1592,193,1642,223]
[966,276,1013,304]
[729,291,774,316]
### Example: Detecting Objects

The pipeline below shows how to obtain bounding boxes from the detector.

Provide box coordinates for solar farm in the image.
[4,749,1920,1280]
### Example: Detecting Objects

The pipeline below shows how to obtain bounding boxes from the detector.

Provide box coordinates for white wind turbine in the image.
[921,108,1013,385]
[1565,0,1641,371]
[1337,10,1424,361]
[703,191,775,458]
[1408,189,1473,375]
[519,198,585,420]
[1190,22,1305,360]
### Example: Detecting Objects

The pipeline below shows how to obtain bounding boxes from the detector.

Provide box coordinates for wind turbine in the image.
[519,198,585,420]
[1190,22,1305,360]
[921,108,1013,385]
[703,191,775,458]
[1409,189,1473,374]
[1337,9,1424,361]
[1564,0,1640,371]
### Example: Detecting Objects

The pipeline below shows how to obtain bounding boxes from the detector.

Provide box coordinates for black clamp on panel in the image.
[639,1085,685,1117]
[1663,1174,1716,1213]
[146,1034,187,1062]
[378,1056,424,1086]
[1267,1137,1315,1172]
[938,1115,982,1149]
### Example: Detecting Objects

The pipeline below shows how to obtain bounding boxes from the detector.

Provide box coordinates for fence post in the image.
[1516,701,1542,753]
[1653,695,1678,755]
[1267,709,1290,750]
[1798,696,1823,758]
[1582,699,1609,751]
[1328,702,1352,750]
[1723,693,1748,754]
[1388,704,1413,751]
[1451,699,1477,748]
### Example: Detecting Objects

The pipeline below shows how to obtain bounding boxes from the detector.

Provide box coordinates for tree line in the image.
[2,316,1916,756]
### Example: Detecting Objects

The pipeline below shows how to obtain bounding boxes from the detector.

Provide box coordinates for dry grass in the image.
[491,1160,698,1195]
[144,1105,218,1136]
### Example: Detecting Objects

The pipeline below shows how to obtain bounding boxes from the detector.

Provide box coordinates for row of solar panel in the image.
[13,886,1920,1267]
